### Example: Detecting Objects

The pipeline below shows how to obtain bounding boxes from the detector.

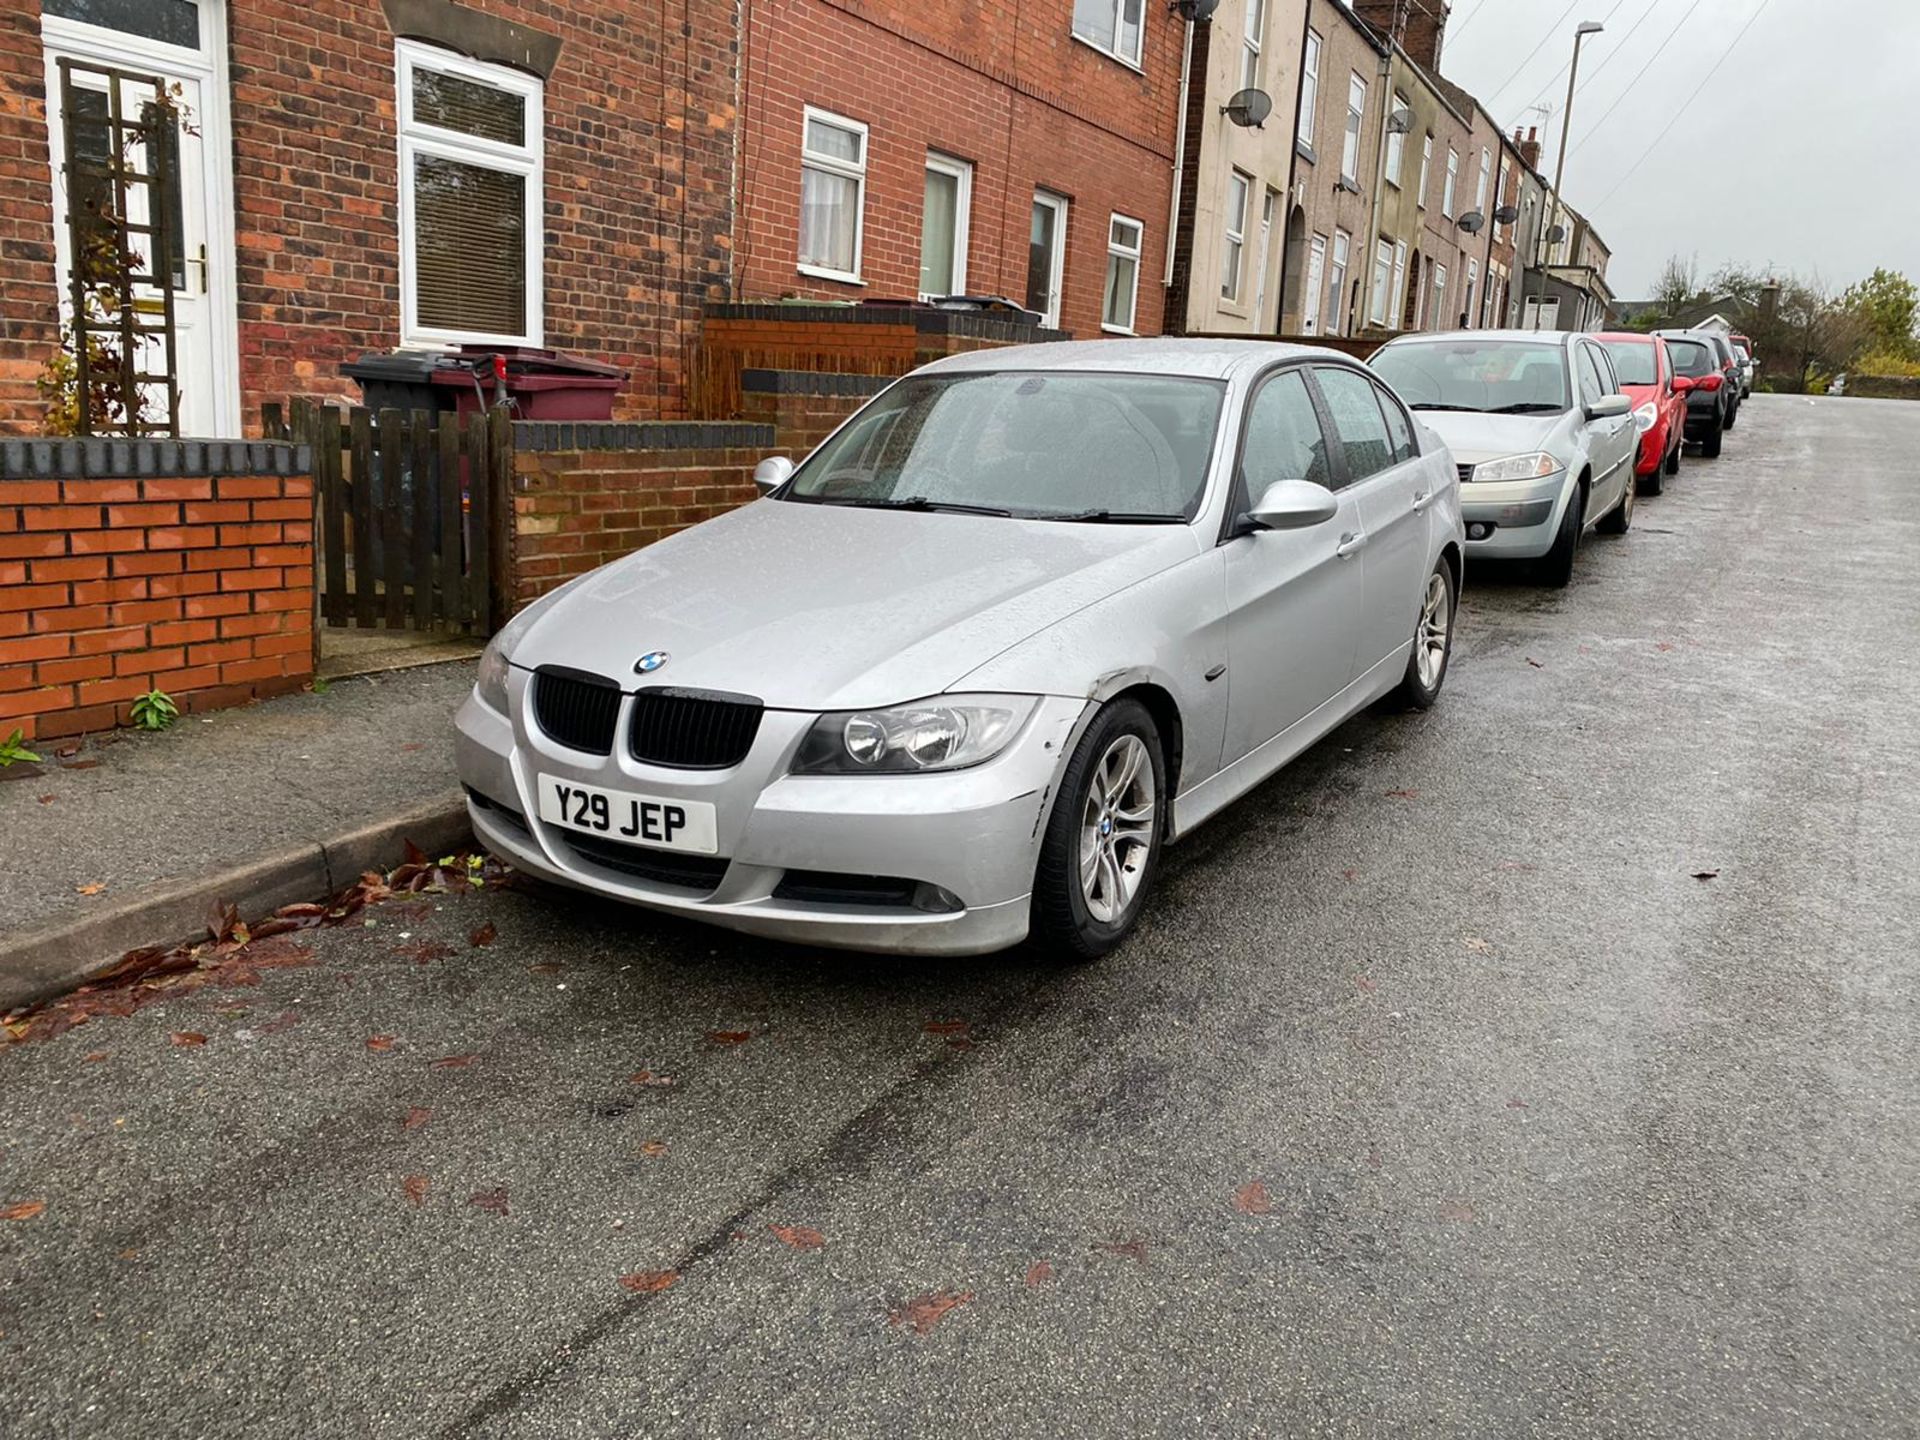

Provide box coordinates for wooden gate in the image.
[268,400,511,636]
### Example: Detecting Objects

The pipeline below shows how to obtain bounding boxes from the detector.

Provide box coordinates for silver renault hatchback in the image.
[456,341,1465,959]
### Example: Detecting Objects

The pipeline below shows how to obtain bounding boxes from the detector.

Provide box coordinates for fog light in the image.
[1467,522,1492,540]
[911,882,963,914]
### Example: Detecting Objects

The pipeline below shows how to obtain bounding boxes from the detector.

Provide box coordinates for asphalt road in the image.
[2,394,1916,1438]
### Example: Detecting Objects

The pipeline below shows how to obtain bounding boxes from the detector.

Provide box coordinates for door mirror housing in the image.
[753,456,795,495]
[1244,478,1339,532]
[1671,376,1695,394]
[1586,394,1631,421]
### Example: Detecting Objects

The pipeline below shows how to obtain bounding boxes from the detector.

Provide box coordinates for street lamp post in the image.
[1529,19,1603,330]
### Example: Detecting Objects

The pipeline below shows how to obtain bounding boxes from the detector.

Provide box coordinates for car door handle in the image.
[1336,531,1366,559]
[1411,489,1432,513]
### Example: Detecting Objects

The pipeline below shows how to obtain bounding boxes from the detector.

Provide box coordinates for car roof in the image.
[917,337,1361,383]
[1377,328,1577,348]
[1594,331,1658,343]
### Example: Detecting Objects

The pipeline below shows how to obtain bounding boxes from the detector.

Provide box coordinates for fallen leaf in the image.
[1024,1260,1053,1287]
[1092,1236,1148,1264]
[256,1009,301,1035]
[1462,937,1495,954]
[399,742,424,753]
[706,1030,752,1046]
[82,1051,108,1063]
[1495,861,1537,872]
[1655,641,1676,652]
[1340,867,1360,881]
[468,1186,510,1216]
[401,1106,433,1130]
[76,883,106,896]
[1384,788,1419,799]
[402,1175,429,1207]
[889,1290,974,1336]
[395,938,454,964]
[639,1140,669,1158]
[469,922,497,948]
[922,1019,968,1036]
[1691,870,1719,881]
[1526,657,1545,668]
[945,1036,973,1051]
[629,1069,676,1087]
[1438,1199,1475,1223]
[168,1032,207,1048]
[1506,1098,1529,1110]
[366,1034,397,1052]
[1232,1181,1273,1216]
[1355,975,1377,993]
[528,962,563,975]
[37,794,54,805]
[1,1201,47,1222]
[618,1270,678,1294]
[769,1223,825,1251]
[430,1053,478,1069]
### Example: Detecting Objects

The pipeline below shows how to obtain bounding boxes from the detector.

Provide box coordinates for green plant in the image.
[310,677,331,695]
[0,728,41,767]
[1852,348,1920,379]
[129,689,179,732]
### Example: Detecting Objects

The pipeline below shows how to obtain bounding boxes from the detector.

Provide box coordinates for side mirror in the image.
[1586,394,1631,421]
[1244,478,1339,532]
[753,456,795,495]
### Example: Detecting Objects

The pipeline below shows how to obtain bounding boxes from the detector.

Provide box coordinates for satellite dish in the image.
[1546,223,1568,243]
[1494,204,1519,224]
[1173,0,1220,19]
[1457,209,1485,234]
[1221,88,1273,129]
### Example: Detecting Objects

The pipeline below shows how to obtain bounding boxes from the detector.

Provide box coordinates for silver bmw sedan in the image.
[455,341,1465,959]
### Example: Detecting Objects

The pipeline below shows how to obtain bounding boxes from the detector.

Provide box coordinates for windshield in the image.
[779,371,1225,521]
[1600,340,1657,386]
[1733,343,1751,360]
[1666,340,1713,378]
[1369,340,1570,414]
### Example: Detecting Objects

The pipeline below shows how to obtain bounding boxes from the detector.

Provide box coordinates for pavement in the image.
[0,661,476,1008]
[1,394,1916,1437]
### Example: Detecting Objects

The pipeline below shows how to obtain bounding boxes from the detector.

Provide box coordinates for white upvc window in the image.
[1391,241,1407,328]
[1368,238,1392,327]
[1103,213,1144,333]
[1495,156,1511,240]
[1475,146,1491,213]
[1327,228,1350,335]
[1418,135,1432,208]
[1384,92,1407,187]
[395,39,544,347]
[1072,0,1145,68]
[919,152,972,299]
[798,106,867,283]
[1430,262,1447,331]
[1443,147,1458,218]
[1241,0,1266,92]
[1341,73,1367,186]
[1298,29,1320,149]
[1221,170,1251,302]
[1465,257,1479,328]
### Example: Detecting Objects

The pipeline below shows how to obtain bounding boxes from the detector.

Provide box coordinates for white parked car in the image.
[456,342,1465,958]
[1369,330,1638,586]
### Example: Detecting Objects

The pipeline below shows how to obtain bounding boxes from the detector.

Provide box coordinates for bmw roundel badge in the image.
[634,650,670,675]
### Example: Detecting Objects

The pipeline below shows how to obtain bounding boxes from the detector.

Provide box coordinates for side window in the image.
[1313,366,1394,483]
[1241,369,1333,500]
[1574,346,1606,406]
[1375,383,1418,463]
[1591,344,1620,394]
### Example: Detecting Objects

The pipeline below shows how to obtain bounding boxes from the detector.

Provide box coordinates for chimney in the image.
[1349,1,1450,71]
[1518,125,1542,170]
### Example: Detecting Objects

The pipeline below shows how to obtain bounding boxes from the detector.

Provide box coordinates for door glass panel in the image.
[46,0,200,48]
[1026,199,1058,317]
[1315,367,1394,482]
[920,167,959,296]
[140,100,188,290]
[1242,370,1331,498]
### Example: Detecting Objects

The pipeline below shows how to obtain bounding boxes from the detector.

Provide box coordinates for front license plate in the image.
[536,774,718,855]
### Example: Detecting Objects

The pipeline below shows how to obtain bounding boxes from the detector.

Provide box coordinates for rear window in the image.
[1665,340,1713,378]
[1599,340,1657,386]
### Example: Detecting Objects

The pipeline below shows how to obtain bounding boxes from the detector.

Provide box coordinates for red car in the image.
[1597,332,1684,495]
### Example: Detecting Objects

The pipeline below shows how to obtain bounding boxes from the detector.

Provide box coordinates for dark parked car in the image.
[1660,329,1743,432]
[1660,334,1729,458]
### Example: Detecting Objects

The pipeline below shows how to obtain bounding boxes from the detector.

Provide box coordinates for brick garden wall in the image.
[0,440,314,740]
[738,369,888,455]
[0,8,59,431]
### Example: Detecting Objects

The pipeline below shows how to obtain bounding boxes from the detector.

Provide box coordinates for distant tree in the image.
[1840,268,1919,359]
[1645,254,1701,325]
[1750,277,1869,392]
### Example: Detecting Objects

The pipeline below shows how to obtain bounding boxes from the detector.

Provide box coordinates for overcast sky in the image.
[1436,0,1920,298]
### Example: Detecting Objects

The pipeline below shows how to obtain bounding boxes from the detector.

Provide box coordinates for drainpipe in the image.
[1277,0,1316,333]
[1360,31,1396,335]
[1164,18,1196,289]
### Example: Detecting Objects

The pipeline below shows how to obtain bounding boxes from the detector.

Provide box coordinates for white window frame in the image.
[1327,228,1350,336]
[1418,134,1432,209]
[797,105,868,285]
[1391,240,1407,329]
[1072,0,1145,69]
[1221,169,1251,304]
[1495,156,1511,240]
[1431,262,1447,331]
[1475,146,1490,213]
[1341,72,1367,187]
[1301,233,1327,335]
[1298,29,1320,149]
[919,151,972,300]
[1103,212,1144,334]
[1368,237,1392,327]
[1031,189,1070,329]
[1241,0,1266,92]
[1443,147,1458,219]
[1384,92,1407,188]
[1464,257,1479,329]
[395,38,544,348]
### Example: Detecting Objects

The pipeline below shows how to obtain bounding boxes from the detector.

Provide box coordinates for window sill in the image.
[1070,32,1146,75]
[1336,176,1362,194]
[797,265,866,286]
[1100,322,1141,337]
[1295,139,1316,165]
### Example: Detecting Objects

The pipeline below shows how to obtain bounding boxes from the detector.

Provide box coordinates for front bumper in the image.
[453,676,1090,955]
[1458,471,1569,560]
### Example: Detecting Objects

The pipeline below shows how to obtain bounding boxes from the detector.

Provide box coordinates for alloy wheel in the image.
[1415,570,1450,690]
[1079,734,1156,924]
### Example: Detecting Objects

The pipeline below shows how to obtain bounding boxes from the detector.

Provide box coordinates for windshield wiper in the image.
[1485,402,1565,415]
[816,495,1013,517]
[1039,509,1187,524]
[1407,402,1481,412]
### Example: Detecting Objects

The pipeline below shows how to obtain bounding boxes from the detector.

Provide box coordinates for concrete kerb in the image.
[0,795,471,1015]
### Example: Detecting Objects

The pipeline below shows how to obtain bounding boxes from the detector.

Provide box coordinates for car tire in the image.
[1030,699,1166,961]
[1664,438,1681,476]
[1701,420,1723,458]
[1388,561,1455,711]
[1639,463,1663,497]
[1598,472,1634,535]
[1724,401,1737,430]
[1539,482,1585,588]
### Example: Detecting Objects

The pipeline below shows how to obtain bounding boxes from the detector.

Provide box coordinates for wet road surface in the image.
[2,394,1916,1437]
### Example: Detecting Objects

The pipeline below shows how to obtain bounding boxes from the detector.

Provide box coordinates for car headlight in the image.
[1632,402,1658,433]
[792,694,1038,774]
[474,572,593,713]
[1470,452,1562,483]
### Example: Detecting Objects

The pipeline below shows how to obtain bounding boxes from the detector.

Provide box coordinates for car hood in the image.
[1413,410,1569,467]
[514,499,1200,712]
[1620,383,1662,406]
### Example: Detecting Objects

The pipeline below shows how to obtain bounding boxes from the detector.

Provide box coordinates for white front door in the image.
[1300,235,1326,336]
[1253,188,1277,329]
[1026,191,1069,329]
[42,2,238,436]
